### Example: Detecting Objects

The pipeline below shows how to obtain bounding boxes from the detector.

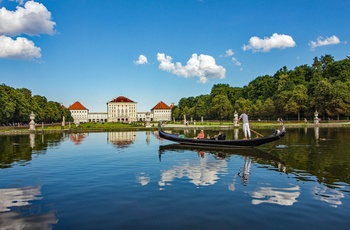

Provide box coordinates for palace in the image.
[68,96,173,124]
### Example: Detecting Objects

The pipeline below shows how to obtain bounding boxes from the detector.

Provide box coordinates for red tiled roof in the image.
[152,101,171,110]
[110,96,135,103]
[68,101,88,110]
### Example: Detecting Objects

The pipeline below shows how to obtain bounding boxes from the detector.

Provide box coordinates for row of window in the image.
[154,110,171,113]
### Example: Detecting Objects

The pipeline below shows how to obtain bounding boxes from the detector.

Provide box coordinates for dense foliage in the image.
[0,84,73,125]
[172,55,350,121]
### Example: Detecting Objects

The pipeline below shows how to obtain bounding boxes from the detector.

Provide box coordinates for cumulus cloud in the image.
[243,33,296,52]
[231,57,241,66]
[221,49,234,57]
[221,49,242,70]
[0,1,55,60]
[157,53,226,84]
[308,35,341,50]
[135,54,148,65]
[0,35,41,59]
[0,1,56,36]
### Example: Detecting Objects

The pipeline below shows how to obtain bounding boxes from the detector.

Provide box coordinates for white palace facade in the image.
[68,96,173,124]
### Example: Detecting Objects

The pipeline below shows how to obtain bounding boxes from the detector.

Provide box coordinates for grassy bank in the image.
[1,120,349,135]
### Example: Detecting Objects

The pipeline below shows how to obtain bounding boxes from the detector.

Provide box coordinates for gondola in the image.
[158,123,285,148]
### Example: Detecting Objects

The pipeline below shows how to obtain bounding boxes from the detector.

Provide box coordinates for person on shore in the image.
[238,112,251,139]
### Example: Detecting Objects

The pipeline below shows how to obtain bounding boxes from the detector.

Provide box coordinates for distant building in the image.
[107,96,137,123]
[88,112,107,122]
[151,101,172,121]
[68,98,174,124]
[68,101,89,123]
[137,112,154,121]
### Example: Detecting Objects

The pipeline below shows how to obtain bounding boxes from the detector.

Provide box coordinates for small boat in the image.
[158,123,285,148]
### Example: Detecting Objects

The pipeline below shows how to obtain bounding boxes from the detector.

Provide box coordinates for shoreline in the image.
[1,122,349,135]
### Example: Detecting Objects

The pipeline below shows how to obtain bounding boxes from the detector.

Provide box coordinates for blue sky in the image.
[0,0,349,112]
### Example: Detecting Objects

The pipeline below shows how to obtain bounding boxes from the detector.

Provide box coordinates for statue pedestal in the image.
[29,111,36,130]
[314,110,319,125]
[233,110,239,127]
[29,120,36,130]
[145,112,151,127]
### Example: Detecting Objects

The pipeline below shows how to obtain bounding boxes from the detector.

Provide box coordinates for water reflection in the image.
[0,186,58,229]
[237,156,251,186]
[107,131,136,148]
[314,126,319,141]
[158,153,228,188]
[29,133,35,148]
[0,186,42,212]
[249,184,300,206]
[159,144,285,189]
[69,133,87,145]
[136,172,151,186]
[314,185,345,208]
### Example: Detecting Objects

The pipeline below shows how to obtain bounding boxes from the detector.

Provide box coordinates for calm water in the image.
[0,127,350,229]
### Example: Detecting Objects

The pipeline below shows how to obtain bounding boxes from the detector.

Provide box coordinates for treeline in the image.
[172,54,350,121]
[0,84,73,125]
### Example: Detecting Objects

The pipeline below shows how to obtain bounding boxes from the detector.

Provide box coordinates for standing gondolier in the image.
[238,112,251,139]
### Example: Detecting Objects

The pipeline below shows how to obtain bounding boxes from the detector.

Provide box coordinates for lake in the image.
[1,126,350,229]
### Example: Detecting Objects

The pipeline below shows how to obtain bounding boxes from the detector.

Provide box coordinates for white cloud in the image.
[0,35,41,59]
[308,35,340,50]
[10,0,25,5]
[0,1,56,36]
[221,49,234,57]
[135,54,148,65]
[0,1,55,60]
[231,57,241,66]
[157,53,226,84]
[243,33,296,52]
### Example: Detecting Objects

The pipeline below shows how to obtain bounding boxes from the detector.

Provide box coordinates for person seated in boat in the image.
[195,130,205,139]
[211,131,225,140]
[272,129,280,136]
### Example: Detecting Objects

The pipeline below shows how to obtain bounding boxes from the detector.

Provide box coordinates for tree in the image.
[311,79,332,120]
[244,75,276,101]
[192,95,210,120]
[251,99,263,119]
[285,84,308,121]
[234,98,252,115]
[208,95,233,120]
[326,81,350,120]
[0,84,16,124]
[261,98,275,120]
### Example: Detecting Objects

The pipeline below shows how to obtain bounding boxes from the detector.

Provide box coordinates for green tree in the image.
[285,84,308,121]
[326,81,350,120]
[234,98,252,115]
[192,95,210,120]
[261,98,275,120]
[0,84,16,124]
[311,79,332,120]
[208,95,233,120]
[251,99,263,119]
[244,75,276,101]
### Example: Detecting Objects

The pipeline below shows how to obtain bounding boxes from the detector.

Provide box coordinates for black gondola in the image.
[158,123,285,148]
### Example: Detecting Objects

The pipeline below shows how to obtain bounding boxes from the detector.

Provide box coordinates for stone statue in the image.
[29,111,36,131]
[314,110,319,125]
[233,110,239,126]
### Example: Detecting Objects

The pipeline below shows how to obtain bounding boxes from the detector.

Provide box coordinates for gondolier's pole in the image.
[250,129,264,137]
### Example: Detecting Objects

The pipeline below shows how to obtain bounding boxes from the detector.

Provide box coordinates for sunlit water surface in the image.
[1,127,350,229]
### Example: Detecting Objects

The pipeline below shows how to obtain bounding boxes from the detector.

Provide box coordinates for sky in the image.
[0,0,349,112]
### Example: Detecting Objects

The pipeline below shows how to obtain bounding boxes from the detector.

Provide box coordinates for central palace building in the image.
[68,96,173,124]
